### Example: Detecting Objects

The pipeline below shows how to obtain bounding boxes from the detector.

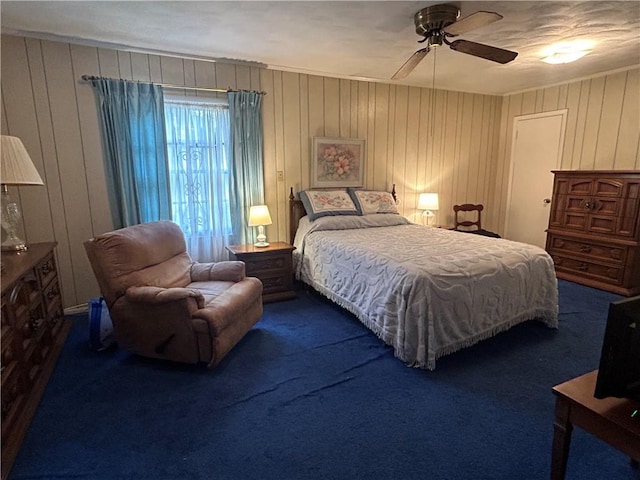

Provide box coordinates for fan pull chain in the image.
[430,47,437,139]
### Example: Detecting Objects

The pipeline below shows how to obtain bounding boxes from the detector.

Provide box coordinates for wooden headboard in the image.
[288,185,397,244]
[288,188,306,245]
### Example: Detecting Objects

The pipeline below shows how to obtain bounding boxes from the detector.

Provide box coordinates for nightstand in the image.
[225,242,296,302]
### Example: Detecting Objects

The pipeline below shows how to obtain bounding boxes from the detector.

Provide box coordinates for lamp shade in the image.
[418,193,439,211]
[248,205,272,226]
[1,136,44,185]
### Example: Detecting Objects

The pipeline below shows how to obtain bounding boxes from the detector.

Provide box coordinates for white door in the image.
[505,110,567,248]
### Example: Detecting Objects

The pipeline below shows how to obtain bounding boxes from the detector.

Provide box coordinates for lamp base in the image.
[1,237,28,252]
[2,244,28,252]
[422,210,437,227]
[254,225,269,247]
[2,187,28,252]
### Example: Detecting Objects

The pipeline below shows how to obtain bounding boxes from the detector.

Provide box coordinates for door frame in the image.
[504,109,568,242]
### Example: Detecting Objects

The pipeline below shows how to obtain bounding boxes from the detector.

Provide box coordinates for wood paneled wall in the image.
[492,68,640,230]
[1,33,638,308]
[262,72,503,243]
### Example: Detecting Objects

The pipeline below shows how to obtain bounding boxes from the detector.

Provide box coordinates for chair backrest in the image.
[84,221,193,307]
[453,204,484,231]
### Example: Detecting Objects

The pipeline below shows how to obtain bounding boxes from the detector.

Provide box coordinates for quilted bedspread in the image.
[293,214,559,370]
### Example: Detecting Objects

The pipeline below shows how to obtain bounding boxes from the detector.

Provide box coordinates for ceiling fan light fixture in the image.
[541,40,593,64]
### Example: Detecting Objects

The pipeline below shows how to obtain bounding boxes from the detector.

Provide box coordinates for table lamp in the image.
[248,205,272,247]
[1,136,44,252]
[418,192,439,227]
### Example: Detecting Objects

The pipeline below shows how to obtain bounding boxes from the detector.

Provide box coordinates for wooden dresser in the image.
[546,170,640,296]
[1,243,70,479]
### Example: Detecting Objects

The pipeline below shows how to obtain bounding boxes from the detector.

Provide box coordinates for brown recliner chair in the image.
[84,220,263,367]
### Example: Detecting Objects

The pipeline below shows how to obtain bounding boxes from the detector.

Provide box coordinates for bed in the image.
[289,187,559,370]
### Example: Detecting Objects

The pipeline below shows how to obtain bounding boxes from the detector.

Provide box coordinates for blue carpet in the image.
[9,280,639,480]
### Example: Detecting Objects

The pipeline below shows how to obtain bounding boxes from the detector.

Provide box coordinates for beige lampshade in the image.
[418,193,439,211]
[1,136,44,185]
[248,205,272,226]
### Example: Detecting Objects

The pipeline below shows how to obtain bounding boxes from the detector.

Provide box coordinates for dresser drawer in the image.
[36,254,57,289]
[551,254,625,285]
[565,195,622,216]
[245,254,294,297]
[244,254,292,277]
[257,272,293,294]
[547,234,627,265]
[1,361,26,439]
[49,307,66,340]
[42,279,62,316]
[20,317,49,377]
[7,276,43,330]
[556,208,634,237]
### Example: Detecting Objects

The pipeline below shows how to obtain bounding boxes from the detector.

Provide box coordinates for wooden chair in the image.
[453,204,501,238]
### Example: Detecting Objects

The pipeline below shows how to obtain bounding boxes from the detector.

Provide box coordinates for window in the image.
[163,97,232,261]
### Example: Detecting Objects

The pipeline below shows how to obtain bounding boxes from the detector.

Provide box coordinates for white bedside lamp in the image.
[248,205,272,247]
[418,192,439,227]
[1,136,45,251]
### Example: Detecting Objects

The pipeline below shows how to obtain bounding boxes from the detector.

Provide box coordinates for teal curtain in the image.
[90,78,171,227]
[228,91,265,245]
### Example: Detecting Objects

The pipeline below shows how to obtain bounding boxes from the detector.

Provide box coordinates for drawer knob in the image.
[580,245,591,253]
[40,263,53,275]
[28,318,42,332]
[579,198,597,211]
[579,263,589,271]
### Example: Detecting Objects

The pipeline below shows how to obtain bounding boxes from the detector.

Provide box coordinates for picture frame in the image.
[311,137,365,188]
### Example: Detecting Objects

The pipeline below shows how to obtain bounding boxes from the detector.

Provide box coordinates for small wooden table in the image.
[551,370,640,480]
[226,242,296,303]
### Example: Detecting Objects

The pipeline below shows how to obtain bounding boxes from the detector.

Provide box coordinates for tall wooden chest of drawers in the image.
[545,170,640,296]
[1,243,71,479]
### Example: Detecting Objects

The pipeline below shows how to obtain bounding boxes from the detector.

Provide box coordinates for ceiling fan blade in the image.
[391,47,429,80]
[443,11,503,36]
[448,39,518,64]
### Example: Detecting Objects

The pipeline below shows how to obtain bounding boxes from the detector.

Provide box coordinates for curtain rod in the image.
[80,75,266,95]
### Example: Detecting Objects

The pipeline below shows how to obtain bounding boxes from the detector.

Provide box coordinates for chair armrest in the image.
[190,261,246,282]
[126,286,205,309]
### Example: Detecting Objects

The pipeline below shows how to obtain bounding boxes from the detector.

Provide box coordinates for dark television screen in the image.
[594,295,640,401]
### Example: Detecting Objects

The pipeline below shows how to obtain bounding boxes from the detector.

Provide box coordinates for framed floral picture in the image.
[311,137,365,188]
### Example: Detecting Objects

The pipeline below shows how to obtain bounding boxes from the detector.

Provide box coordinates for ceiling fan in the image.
[392,3,518,80]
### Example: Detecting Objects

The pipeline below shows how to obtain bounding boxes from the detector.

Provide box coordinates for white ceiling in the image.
[2,1,639,95]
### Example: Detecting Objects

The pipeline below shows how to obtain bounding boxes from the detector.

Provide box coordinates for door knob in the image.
[543,198,551,204]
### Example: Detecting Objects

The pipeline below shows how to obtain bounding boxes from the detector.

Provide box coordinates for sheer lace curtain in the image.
[164,98,232,262]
